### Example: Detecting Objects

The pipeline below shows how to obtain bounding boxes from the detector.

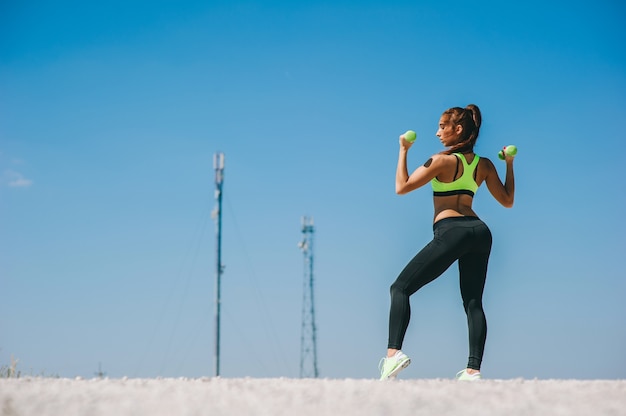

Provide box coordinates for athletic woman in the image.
[378,104,516,381]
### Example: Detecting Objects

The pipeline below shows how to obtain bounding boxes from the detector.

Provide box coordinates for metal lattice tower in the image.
[212,152,225,377]
[297,216,318,378]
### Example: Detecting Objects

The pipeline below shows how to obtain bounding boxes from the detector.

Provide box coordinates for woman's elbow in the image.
[395,184,410,195]
[501,196,514,208]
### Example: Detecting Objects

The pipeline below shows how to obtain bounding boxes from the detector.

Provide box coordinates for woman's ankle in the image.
[387,348,399,358]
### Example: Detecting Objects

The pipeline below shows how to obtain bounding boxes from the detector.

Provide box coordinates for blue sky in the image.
[1,0,625,380]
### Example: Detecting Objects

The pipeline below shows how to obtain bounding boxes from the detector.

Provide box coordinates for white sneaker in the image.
[456,369,482,381]
[379,351,411,380]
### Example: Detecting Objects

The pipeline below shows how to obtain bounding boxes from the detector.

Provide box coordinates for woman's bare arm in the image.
[396,141,448,195]
[483,156,515,207]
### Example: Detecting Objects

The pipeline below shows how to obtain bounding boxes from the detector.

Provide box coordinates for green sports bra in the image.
[431,153,480,197]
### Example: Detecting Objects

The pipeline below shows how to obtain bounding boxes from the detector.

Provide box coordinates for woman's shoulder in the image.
[476,156,497,181]
[477,156,495,168]
[426,153,454,170]
[431,153,457,163]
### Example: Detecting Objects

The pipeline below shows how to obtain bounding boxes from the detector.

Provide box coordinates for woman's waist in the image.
[432,215,486,232]
[433,208,478,224]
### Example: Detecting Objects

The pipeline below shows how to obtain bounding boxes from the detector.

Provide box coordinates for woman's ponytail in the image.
[442,104,482,155]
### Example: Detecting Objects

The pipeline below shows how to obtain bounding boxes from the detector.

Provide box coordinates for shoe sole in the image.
[382,357,411,380]
[457,376,482,381]
[456,370,482,381]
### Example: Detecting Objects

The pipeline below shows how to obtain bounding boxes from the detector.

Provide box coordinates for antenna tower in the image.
[212,152,225,377]
[298,216,319,378]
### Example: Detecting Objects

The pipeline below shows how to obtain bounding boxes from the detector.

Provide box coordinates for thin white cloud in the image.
[5,170,33,188]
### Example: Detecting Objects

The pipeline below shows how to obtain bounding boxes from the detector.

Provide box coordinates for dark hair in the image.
[441,104,482,154]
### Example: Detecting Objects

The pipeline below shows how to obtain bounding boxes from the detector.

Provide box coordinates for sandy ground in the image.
[1,377,625,416]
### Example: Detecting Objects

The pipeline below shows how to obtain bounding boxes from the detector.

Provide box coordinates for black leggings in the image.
[388,216,492,370]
